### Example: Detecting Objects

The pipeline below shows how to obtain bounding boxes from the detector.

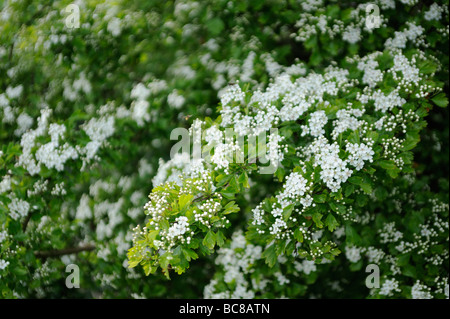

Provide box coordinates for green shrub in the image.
[0,0,448,299]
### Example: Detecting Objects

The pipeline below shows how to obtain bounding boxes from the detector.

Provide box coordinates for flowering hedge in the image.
[0,0,448,299]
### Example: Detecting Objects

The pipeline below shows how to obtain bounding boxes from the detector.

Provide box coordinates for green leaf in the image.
[215,230,226,247]
[325,214,339,232]
[147,230,160,245]
[221,192,235,199]
[262,244,277,267]
[159,252,172,270]
[282,204,294,221]
[206,18,225,36]
[11,267,27,277]
[226,175,240,193]
[431,93,448,108]
[402,132,420,151]
[238,172,250,188]
[128,260,140,268]
[402,264,417,278]
[142,263,154,276]
[182,247,198,261]
[360,181,372,194]
[178,194,194,211]
[348,176,363,185]
[344,184,355,196]
[378,160,397,170]
[378,160,400,178]
[397,253,410,267]
[285,240,296,256]
[275,166,285,182]
[223,201,240,214]
[356,193,368,207]
[312,212,324,228]
[347,130,360,144]
[294,228,304,243]
[216,174,232,187]
[374,186,388,201]
[313,194,327,203]
[345,225,361,245]
[202,230,216,250]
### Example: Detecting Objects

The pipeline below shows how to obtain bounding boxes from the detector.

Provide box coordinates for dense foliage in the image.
[0,0,448,299]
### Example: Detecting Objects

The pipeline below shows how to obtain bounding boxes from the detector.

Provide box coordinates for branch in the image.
[22,211,33,233]
[35,244,95,258]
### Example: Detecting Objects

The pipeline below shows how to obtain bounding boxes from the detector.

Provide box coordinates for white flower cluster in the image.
[162,216,191,248]
[219,68,350,137]
[15,106,117,177]
[277,172,308,204]
[167,90,186,109]
[371,89,406,113]
[0,175,12,194]
[301,110,328,137]
[80,115,115,167]
[129,83,152,126]
[345,245,362,263]
[152,153,191,187]
[0,228,7,243]
[50,182,67,196]
[144,191,171,224]
[253,171,314,239]
[311,137,353,192]
[346,141,375,171]
[17,108,52,175]
[385,22,424,50]
[35,123,78,172]
[63,72,92,102]
[424,3,445,21]
[210,140,243,174]
[195,198,222,228]
[357,53,384,88]
[379,278,401,296]
[294,259,317,275]
[390,52,421,87]
[220,83,246,109]
[7,196,30,220]
[15,112,34,136]
[411,281,433,299]
[0,85,24,125]
[0,259,10,271]
[331,108,365,139]
[204,231,263,299]
[75,194,92,220]
[395,213,448,258]
[292,4,388,45]
[238,48,433,246]
[379,222,403,244]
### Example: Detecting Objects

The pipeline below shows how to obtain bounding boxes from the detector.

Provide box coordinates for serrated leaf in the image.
[312,212,324,228]
[325,214,339,232]
[238,172,250,188]
[223,201,240,214]
[294,228,304,243]
[182,247,198,261]
[431,93,448,108]
[313,194,327,203]
[262,244,277,267]
[215,230,226,247]
[282,204,294,221]
[202,230,216,250]
[178,194,194,211]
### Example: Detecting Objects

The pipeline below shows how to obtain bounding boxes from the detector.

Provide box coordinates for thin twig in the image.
[35,244,95,258]
[22,211,33,233]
